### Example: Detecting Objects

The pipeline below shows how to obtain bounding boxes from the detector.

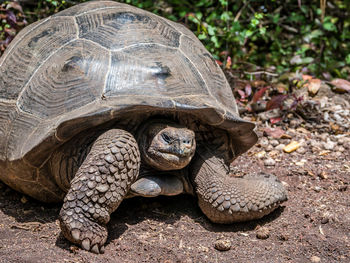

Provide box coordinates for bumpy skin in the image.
[59,129,140,253]
[191,144,287,224]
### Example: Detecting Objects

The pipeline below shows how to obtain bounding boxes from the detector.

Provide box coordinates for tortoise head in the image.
[137,120,196,171]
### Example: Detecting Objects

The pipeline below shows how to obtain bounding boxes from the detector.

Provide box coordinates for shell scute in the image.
[0,17,78,101]
[17,39,110,119]
[76,8,180,50]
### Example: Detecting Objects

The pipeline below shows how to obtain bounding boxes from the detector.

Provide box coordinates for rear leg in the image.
[58,129,140,253]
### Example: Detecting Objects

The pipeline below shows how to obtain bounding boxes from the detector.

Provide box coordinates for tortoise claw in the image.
[71,229,80,242]
[91,244,99,254]
[100,246,105,254]
[81,239,90,251]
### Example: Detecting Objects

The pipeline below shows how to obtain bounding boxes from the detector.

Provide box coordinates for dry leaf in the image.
[225,56,232,69]
[270,117,282,124]
[6,2,24,13]
[251,80,266,87]
[275,83,288,93]
[302,75,313,81]
[319,150,331,156]
[263,127,286,138]
[281,133,292,139]
[307,170,315,177]
[306,78,321,95]
[330,78,350,93]
[283,141,300,153]
[252,86,269,103]
[266,95,288,110]
[296,127,310,134]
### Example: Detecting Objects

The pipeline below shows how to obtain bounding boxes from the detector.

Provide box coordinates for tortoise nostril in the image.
[181,139,194,150]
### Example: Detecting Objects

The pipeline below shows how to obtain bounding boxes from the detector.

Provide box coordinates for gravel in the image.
[270,139,279,147]
[323,140,336,150]
[264,158,276,166]
[259,137,269,148]
[265,145,274,152]
[296,147,307,154]
[275,144,286,151]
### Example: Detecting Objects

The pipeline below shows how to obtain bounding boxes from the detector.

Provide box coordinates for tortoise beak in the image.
[175,139,195,157]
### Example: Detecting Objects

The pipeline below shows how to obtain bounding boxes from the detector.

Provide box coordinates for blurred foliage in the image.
[1,0,350,79]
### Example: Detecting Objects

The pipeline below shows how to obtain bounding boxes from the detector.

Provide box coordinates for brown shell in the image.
[0,1,257,167]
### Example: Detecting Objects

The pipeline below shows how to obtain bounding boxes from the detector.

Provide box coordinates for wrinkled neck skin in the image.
[190,128,234,178]
[189,133,233,187]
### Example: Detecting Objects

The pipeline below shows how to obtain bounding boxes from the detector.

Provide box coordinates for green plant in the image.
[1,0,350,79]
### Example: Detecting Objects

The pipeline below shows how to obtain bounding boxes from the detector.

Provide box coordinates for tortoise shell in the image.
[0,1,257,200]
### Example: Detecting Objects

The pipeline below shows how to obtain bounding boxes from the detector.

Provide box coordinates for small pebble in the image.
[255,151,266,159]
[337,137,345,145]
[264,158,276,166]
[310,140,322,148]
[289,119,300,127]
[310,255,321,263]
[275,144,286,151]
[333,152,342,158]
[318,171,328,179]
[259,137,269,148]
[270,139,279,147]
[214,239,231,251]
[278,233,289,241]
[323,140,336,150]
[314,186,322,192]
[319,133,328,142]
[268,150,279,158]
[256,227,270,239]
[321,217,329,224]
[334,146,345,152]
[296,147,307,154]
[338,185,347,192]
[265,145,274,152]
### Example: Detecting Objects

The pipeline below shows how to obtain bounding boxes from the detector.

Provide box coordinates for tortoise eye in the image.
[161,133,171,143]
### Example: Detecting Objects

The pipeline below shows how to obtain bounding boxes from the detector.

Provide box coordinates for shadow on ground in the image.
[0,181,285,253]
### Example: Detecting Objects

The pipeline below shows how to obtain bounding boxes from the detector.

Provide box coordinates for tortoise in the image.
[0,1,287,254]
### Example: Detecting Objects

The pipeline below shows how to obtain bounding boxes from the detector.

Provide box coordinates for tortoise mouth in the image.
[158,152,191,164]
[159,147,193,158]
[145,147,195,171]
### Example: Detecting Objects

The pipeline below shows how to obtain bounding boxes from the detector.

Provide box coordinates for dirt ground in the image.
[0,121,349,263]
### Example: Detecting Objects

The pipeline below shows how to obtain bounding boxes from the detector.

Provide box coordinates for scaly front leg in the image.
[191,144,287,224]
[59,129,140,253]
